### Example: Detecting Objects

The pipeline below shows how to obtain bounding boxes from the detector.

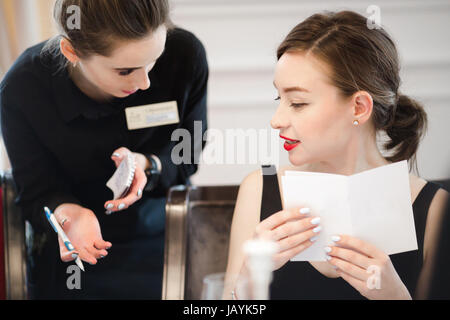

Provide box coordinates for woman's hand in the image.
[104,147,148,213]
[54,203,112,265]
[252,207,322,270]
[325,234,411,300]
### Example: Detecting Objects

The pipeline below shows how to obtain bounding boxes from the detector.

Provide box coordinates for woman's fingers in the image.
[332,234,384,260]
[85,245,107,260]
[325,245,373,270]
[256,207,311,236]
[110,147,130,167]
[269,216,320,241]
[104,167,147,213]
[94,239,112,250]
[328,256,368,281]
[273,238,314,266]
[79,248,98,265]
[277,226,321,252]
[126,166,147,201]
[58,237,79,262]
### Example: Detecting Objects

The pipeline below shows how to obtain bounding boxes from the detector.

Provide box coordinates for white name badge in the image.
[125,101,180,130]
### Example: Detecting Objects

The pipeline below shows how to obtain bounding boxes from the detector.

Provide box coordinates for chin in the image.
[288,153,308,167]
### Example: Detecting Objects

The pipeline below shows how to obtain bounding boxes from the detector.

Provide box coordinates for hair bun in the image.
[384,94,427,170]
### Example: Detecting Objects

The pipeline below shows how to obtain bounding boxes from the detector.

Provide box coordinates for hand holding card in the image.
[104,147,148,214]
[106,153,136,200]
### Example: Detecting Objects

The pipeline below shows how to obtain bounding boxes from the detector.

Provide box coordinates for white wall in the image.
[171,0,450,185]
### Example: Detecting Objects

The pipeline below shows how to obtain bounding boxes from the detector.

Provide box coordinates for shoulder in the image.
[164,27,208,73]
[423,178,449,232]
[422,179,449,259]
[231,169,264,230]
[238,165,295,205]
[410,174,449,206]
[1,40,52,107]
[428,181,450,212]
[166,28,206,56]
[239,169,263,197]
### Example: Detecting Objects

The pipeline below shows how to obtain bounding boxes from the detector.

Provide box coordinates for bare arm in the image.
[223,169,321,299]
[415,188,450,299]
[223,170,263,299]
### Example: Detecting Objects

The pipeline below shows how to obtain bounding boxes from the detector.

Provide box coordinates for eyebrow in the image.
[273,81,310,93]
[113,48,166,71]
[114,66,142,71]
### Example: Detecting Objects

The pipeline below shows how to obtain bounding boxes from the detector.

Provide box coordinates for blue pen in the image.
[44,207,85,271]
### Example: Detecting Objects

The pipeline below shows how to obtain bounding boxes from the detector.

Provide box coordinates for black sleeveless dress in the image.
[260,165,442,299]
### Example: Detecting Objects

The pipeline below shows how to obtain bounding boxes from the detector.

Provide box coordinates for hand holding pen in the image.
[44,204,112,268]
[45,206,85,271]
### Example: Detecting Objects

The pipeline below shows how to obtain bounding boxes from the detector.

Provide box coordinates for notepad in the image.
[281,160,418,261]
[106,153,136,200]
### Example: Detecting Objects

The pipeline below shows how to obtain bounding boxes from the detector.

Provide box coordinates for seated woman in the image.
[224,10,449,300]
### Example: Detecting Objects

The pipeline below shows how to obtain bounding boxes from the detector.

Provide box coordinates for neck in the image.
[69,64,114,103]
[306,131,391,176]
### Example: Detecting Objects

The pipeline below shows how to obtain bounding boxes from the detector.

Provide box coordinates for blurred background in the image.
[1,0,449,185]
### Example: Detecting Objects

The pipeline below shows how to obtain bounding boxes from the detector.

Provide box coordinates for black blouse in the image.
[0,28,208,238]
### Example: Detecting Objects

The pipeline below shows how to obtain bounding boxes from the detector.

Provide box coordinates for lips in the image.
[123,89,138,95]
[280,135,301,151]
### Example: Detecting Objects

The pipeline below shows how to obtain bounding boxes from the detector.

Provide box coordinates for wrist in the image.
[143,154,162,192]
[133,152,151,171]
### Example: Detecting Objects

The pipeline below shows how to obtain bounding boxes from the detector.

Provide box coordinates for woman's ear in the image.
[60,37,79,65]
[351,91,373,125]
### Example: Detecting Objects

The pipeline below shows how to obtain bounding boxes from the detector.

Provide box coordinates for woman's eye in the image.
[291,103,308,108]
[274,96,280,101]
[118,69,134,76]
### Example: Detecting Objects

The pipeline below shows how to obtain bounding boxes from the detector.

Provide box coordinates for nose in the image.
[135,69,151,91]
[270,103,289,130]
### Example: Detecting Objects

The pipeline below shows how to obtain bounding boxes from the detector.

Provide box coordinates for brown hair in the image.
[42,0,173,71]
[277,11,427,173]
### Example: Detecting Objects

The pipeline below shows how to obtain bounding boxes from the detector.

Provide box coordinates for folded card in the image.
[281,160,418,261]
[106,153,136,200]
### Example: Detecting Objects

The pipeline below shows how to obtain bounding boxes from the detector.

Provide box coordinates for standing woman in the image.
[0,0,208,299]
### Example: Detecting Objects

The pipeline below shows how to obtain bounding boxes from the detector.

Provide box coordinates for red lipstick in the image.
[280,135,301,151]
[122,89,138,95]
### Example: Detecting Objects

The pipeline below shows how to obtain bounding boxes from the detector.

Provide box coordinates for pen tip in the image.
[76,259,85,272]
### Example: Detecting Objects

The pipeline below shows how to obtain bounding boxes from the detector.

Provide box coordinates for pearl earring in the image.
[353,120,359,126]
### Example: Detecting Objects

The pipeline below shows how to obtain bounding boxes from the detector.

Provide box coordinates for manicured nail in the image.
[137,189,142,197]
[310,235,319,242]
[310,217,320,225]
[324,246,332,253]
[118,203,126,210]
[331,235,341,242]
[100,255,105,259]
[326,255,332,261]
[313,226,322,233]
[112,153,121,158]
[71,253,78,259]
[106,247,111,250]
[299,208,310,214]
[106,203,114,209]
[105,210,112,215]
